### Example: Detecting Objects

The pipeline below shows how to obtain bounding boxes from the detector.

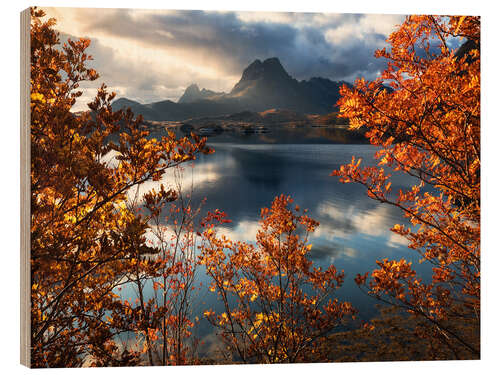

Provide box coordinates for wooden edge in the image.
[20,7,31,368]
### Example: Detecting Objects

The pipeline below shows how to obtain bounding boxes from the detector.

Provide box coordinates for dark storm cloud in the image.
[48,8,408,108]
[77,9,398,82]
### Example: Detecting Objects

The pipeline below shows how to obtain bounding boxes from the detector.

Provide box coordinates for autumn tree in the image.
[332,15,480,358]
[29,8,211,367]
[147,170,206,366]
[121,169,205,366]
[199,195,355,364]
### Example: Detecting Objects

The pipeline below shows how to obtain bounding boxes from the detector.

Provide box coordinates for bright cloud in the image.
[43,7,405,111]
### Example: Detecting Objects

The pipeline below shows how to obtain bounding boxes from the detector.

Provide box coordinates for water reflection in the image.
[119,141,432,353]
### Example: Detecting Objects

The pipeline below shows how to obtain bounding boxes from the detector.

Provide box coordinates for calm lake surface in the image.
[118,131,433,354]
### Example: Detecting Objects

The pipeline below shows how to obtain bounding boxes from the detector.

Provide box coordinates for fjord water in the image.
[189,142,428,306]
[119,135,432,353]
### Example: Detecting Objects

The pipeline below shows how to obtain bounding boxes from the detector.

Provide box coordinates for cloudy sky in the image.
[44,7,406,111]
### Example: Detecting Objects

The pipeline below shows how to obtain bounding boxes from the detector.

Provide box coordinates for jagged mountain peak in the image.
[178,83,223,104]
[185,83,200,92]
[239,57,290,83]
[230,57,295,99]
[262,57,286,69]
[113,56,349,120]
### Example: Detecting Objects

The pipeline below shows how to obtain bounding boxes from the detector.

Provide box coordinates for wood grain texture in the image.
[20,7,31,368]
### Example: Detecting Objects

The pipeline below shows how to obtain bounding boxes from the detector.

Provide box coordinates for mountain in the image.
[111,98,158,119]
[112,57,350,121]
[178,84,224,103]
[230,57,293,96]
[112,97,247,122]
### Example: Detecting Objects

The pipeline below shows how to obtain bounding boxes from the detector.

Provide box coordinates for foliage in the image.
[30,8,211,367]
[124,169,205,365]
[332,15,480,358]
[30,7,481,366]
[199,195,355,363]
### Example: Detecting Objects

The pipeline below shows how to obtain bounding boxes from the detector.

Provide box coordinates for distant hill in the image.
[111,97,247,121]
[183,109,310,128]
[112,57,351,121]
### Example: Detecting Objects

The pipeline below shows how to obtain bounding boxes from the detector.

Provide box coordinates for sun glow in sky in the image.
[44,7,405,111]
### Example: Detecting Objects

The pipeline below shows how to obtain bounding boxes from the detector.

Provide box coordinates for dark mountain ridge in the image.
[112,57,351,121]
